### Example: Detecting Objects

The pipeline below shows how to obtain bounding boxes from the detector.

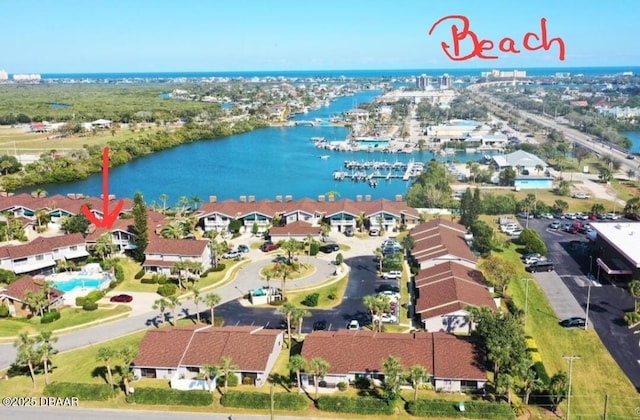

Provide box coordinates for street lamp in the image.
[589,256,593,277]
[563,356,580,420]
[584,282,592,331]
[521,278,532,329]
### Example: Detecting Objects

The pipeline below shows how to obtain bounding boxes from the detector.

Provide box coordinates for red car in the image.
[260,242,280,252]
[110,294,133,303]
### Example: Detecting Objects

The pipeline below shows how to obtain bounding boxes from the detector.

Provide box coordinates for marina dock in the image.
[333,159,424,187]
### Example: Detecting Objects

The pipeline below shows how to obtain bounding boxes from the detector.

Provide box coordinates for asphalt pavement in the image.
[524,217,640,389]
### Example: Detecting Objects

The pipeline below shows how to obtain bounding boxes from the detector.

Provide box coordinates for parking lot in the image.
[523,216,640,388]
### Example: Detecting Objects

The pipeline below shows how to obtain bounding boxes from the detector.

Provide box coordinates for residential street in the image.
[0,233,387,370]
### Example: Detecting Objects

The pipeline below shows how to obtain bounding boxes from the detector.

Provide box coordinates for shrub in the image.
[154,274,168,284]
[134,268,146,279]
[220,391,307,410]
[140,277,157,284]
[309,242,320,256]
[0,268,17,284]
[157,283,177,297]
[353,376,372,390]
[505,299,524,318]
[327,288,337,300]
[337,381,348,391]
[520,228,547,255]
[114,264,124,282]
[406,399,515,419]
[85,290,105,303]
[210,263,226,272]
[75,296,87,307]
[302,293,319,307]
[44,382,116,400]
[82,302,99,311]
[317,396,393,415]
[0,304,9,317]
[335,252,344,265]
[41,310,61,324]
[127,387,212,406]
[218,373,239,388]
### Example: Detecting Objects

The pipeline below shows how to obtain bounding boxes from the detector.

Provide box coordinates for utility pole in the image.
[563,355,580,420]
[584,283,592,331]
[270,382,275,420]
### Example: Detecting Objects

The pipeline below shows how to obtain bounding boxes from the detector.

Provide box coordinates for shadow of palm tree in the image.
[91,366,109,384]
[268,373,291,392]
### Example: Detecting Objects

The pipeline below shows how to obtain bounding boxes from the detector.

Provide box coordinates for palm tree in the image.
[171,260,188,290]
[407,365,427,401]
[288,354,307,392]
[280,238,302,266]
[219,356,238,394]
[280,302,296,349]
[309,357,330,399]
[363,295,380,328]
[165,295,180,325]
[161,220,187,239]
[35,208,50,231]
[294,307,312,339]
[274,262,293,300]
[201,363,219,392]
[118,345,138,395]
[175,196,190,217]
[159,193,169,214]
[535,164,544,175]
[93,233,117,261]
[96,347,117,387]
[382,355,404,401]
[24,290,48,318]
[190,287,202,323]
[205,293,222,326]
[356,212,367,232]
[520,365,543,405]
[38,331,58,385]
[374,248,384,273]
[152,297,169,325]
[375,295,391,332]
[190,195,202,212]
[14,332,39,390]
[305,233,313,256]
[629,280,640,313]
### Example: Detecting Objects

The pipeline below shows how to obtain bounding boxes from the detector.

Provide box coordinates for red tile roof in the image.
[1,275,63,302]
[0,193,133,216]
[269,221,321,237]
[301,330,485,380]
[145,237,209,257]
[133,326,282,372]
[0,233,86,260]
[410,219,476,263]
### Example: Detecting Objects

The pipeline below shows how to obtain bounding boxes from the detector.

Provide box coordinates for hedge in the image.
[406,399,515,419]
[0,304,9,317]
[85,290,105,303]
[157,283,177,296]
[41,310,61,324]
[128,387,213,406]
[302,293,319,307]
[218,373,239,388]
[316,396,394,415]
[533,361,550,384]
[220,391,308,411]
[134,268,146,279]
[141,277,158,284]
[44,382,116,400]
[210,263,226,272]
[82,301,99,311]
[75,296,87,307]
[114,264,124,282]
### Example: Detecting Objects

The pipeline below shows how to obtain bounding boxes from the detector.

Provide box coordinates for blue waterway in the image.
[622,132,640,154]
[38,66,640,80]
[38,90,485,203]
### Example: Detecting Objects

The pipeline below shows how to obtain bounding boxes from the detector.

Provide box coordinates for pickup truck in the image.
[381,271,402,280]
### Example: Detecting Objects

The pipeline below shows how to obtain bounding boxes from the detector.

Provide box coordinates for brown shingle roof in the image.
[0,193,133,216]
[133,326,282,372]
[145,237,208,257]
[410,220,476,263]
[1,275,63,302]
[301,330,485,380]
[0,233,86,260]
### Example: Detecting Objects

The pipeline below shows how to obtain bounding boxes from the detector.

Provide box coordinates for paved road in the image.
[0,406,338,420]
[0,234,389,370]
[524,217,640,389]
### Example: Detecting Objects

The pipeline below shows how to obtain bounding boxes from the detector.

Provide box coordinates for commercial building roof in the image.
[590,222,640,268]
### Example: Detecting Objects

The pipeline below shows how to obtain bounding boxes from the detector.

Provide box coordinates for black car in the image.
[319,243,340,253]
[526,261,555,272]
[312,320,327,331]
[376,284,400,293]
[559,317,586,328]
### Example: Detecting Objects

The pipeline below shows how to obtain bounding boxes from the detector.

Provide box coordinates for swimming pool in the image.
[359,140,390,148]
[51,278,106,293]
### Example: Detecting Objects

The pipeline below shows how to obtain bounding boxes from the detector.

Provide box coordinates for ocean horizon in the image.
[29,66,640,80]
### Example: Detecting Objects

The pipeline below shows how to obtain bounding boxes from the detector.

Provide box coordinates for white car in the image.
[372,313,397,324]
[347,320,360,330]
[369,228,380,236]
[604,213,619,220]
[381,271,402,280]
[510,228,523,237]
[379,290,400,299]
[573,192,591,199]
[222,250,241,259]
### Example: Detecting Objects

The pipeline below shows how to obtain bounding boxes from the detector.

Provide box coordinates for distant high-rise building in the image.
[415,74,431,90]
[0,70,7,81]
[439,73,452,89]
[13,73,41,82]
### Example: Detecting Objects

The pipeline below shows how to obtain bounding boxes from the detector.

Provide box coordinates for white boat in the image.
[320,155,330,160]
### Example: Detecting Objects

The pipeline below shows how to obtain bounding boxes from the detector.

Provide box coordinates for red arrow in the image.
[81,147,124,229]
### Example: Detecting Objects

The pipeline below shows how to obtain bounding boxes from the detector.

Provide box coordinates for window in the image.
[36,255,44,261]
[70,246,77,251]
[14,258,27,263]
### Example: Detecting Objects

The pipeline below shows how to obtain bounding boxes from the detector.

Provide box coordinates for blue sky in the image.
[1,0,638,73]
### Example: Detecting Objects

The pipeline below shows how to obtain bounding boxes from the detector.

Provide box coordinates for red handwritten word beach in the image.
[428,15,565,61]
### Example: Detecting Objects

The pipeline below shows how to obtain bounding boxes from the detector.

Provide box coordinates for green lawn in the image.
[498,243,639,418]
[287,273,348,309]
[0,305,131,339]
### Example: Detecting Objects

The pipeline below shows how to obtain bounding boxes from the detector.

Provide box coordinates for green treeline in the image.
[1,118,268,191]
